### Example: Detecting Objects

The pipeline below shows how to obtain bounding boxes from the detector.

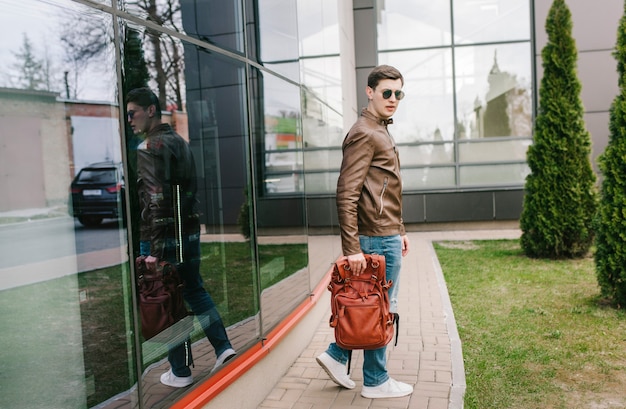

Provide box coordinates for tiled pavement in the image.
[258,228,522,409]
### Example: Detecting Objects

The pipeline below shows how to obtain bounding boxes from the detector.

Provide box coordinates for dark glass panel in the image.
[119,20,259,407]
[248,68,310,333]
[179,0,244,53]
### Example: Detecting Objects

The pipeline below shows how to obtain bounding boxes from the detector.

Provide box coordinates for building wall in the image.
[0,89,70,211]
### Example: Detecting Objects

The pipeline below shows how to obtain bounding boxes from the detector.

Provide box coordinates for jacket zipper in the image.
[379,177,388,216]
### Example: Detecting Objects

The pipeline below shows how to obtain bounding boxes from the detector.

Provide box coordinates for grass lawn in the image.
[434,239,626,409]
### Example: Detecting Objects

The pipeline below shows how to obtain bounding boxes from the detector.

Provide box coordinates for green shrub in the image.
[594,4,626,307]
[520,0,597,258]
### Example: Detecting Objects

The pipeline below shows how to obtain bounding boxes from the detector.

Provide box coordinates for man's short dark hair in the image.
[367,65,404,89]
[126,87,162,118]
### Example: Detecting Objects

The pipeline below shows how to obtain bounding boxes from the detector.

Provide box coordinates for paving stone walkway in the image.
[258,229,521,409]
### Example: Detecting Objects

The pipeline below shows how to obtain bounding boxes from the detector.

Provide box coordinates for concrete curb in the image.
[428,242,466,409]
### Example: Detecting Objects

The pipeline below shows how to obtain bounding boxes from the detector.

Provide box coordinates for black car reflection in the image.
[70,161,125,226]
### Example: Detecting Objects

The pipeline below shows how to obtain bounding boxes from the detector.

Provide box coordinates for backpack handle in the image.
[335,254,385,281]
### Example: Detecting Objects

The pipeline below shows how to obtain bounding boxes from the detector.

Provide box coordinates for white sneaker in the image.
[316,352,355,389]
[361,378,413,399]
[160,369,193,388]
[212,348,236,372]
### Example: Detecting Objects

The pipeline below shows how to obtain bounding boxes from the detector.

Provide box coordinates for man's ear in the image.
[148,104,156,117]
[366,86,374,100]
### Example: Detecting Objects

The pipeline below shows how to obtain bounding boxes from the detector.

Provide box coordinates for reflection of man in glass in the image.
[126,88,236,388]
[316,65,413,399]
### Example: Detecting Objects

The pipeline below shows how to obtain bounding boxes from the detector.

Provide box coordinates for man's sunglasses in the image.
[381,89,405,100]
[127,110,137,120]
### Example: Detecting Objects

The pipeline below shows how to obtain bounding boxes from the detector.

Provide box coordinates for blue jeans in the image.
[141,234,233,377]
[325,234,402,387]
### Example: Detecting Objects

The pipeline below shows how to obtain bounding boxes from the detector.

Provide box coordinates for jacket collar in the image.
[361,108,393,126]
[146,123,172,138]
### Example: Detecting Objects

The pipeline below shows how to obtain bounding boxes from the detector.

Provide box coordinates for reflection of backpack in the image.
[135,256,189,340]
[328,254,397,351]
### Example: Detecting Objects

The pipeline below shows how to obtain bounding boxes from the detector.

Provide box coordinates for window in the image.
[378,0,532,189]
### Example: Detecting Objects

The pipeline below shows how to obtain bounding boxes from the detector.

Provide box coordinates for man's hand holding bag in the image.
[328,253,398,350]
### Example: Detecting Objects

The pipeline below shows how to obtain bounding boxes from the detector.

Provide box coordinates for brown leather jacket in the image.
[336,108,406,256]
[137,123,200,258]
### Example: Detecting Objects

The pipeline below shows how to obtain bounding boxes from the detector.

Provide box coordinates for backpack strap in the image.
[393,313,400,346]
[347,350,353,375]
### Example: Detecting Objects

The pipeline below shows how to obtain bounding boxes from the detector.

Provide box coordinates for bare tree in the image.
[162,34,185,110]
[61,0,186,108]
[134,0,185,110]
[59,9,113,98]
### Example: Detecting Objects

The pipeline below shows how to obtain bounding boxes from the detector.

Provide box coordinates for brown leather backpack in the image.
[328,254,397,351]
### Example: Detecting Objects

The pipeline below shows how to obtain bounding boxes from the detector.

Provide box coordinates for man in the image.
[126,87,236,388]
[316,65,413,399]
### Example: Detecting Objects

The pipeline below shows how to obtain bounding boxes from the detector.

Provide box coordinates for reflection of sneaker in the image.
[316,352,355,389]
[361,378,413,399]
[160,369,193,388]
[212,348,236,372]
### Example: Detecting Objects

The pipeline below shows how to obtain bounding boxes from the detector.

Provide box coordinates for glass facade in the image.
[0,0,532,407]
[378,0,533,189]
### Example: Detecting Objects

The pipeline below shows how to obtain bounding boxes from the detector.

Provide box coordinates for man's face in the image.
[126,102,151,135]
[366,78,404,120]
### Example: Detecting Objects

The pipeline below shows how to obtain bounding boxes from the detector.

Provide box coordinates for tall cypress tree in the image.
[123,29,150,92]
[594,3,626,307]
[520,0,597,258]
[122,28,150,258]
